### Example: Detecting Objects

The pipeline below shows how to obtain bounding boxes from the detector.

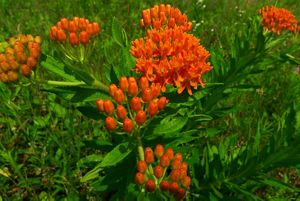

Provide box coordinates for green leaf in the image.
[112,17,126,47]
[77,106,105,120]
[80,142,133,182]
[153,115,188,135]
[41,56,78,82]
[258,178,300,192]
[120,47,135,76]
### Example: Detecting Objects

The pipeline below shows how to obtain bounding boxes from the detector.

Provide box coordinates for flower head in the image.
[140,4,192,32]
[131,27,212,95]
[258,6,300,34]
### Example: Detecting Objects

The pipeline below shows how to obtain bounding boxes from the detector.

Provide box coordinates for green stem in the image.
[47,80,86,86]
[93,79,109,92]
[137,134,144,161]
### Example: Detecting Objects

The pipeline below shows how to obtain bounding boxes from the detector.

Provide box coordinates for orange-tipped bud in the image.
[57,28,67,42]
[181,175,191,188]
[114,89,125,104]
[145,179,156,192]
[135,110,146,125]
[92,22,100,35]
[116,105,127,120]
[174,153,183,162]
[160,154,170,167]
[128,82,139,96]
[147,101,158,117]
[27,56,37,69]
[144,147,154,164]
[154,165,164,178]
[165,148,174,160]
[103,100,115,115]
[172,158,182,170]
[0,61,9,72]
[137,160,148,173]
[139,76,149,91]
[169,182,179,194]
[69,32,79,46]
[50,26,58,40]
[142,9,151,26]
[105,116,117,131]
[7,71,18,82]
[130,97,142,112]
[8,60,19,71]
[181,162,188,171]
[79,31,90,45]
[119,76,129,91]
[60,18,69,30]
[123,118,134,133]
[68,20,77,32]
[179,167,187,178]
[109,84,118,97]
[16,52,27,63]
[142,88,153,102]
[158,96,168,110]
[151,83,161,98]
[175,188,186,200]
[86,23,94,36]
[155,144,164,158]
[96,99,104,111]
[170,169,181,182]
[160,180,170,192]
[0,73,8,82]
[21,64,31,76]
[135,172,145,185]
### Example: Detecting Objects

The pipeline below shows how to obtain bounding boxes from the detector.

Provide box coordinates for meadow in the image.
[0,0,300,200]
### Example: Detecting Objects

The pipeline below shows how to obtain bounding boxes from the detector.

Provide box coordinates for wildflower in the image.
[131,27,212,95]
[123,118,134,133]
[140,4,192,32]
[135,110,147,125]
[105,116,117,131]
[259,6,300,34]
[145,179,156,192]
[144,147,154,164]
[160,180,170,191]
[137,160,148,173]
[135,172,146,185]
[154,165,164,178]
[154,144,164,158]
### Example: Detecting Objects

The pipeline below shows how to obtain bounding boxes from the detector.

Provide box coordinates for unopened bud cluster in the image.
[50,17,100,46]
[140,4,192,32]
[0,34,41,83]
[96,76,168,134]
[135,144,191,200]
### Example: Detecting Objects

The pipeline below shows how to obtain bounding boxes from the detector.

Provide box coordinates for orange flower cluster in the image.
[50,17,100,45]
[0,34,41,83]
[131,27,212,95]
[140,4,192,32]
[132,4,212,95]
[96,76,168,133]
[135,145,191,200]
[259,6,300,34]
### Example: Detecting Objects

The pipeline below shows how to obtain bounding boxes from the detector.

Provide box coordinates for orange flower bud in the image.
[79,31,90,45]
[60,18,69,30]
[181,162,188,171]
[0,61,10,72]
[21,64,31,76]
[154,165,164,178]
[86,23,94,36]
[165,148,174,160]
[0,54,6,62]
[128,82,139,96]
[160,180,170,192]
[57,28,67,42]
[0,73,8,82]
[147,101,158,117]
[155,144,164,158]
[105,116,117,131]
[175,188,186,200]
[123,118,134,133]
[169,182,179,194]
[172,158,182,170]
[7,71,18,82]
[130,97,142,112]
[114,89,125,104]
[8,60,18,71]
[150,5,159,19]
[50,26,58,40]
[151,83,161,98]
[139,76,149,91]
[142,9,151,26]
[168,17,176,28]
[69,32,79,46]
[135,110,146,125]
[27,56,37,69]
[181,175,191,188]
[128,76,137,85]
[174,153,183,162]
[68,20,77,32]
[137,160,147,173]
[180,167,187,178]
[135,172,145,185]
[103,99,115,115]
[16,52,27,63]
[96,99,104,111]
[109,84,118,97]
[170,169,181,182]
[160,154,170,167]
[14,42,24,53]
[144,147,154,164]
[5,47,14,55]
[158,96,168,110]
[116,105,127,120]
[119,76,129,91]
[142,88,153,102]
[92,22,100,35]
[145,179,156,192]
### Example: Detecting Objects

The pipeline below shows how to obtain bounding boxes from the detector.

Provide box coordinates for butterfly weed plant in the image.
[0,2,300,201]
